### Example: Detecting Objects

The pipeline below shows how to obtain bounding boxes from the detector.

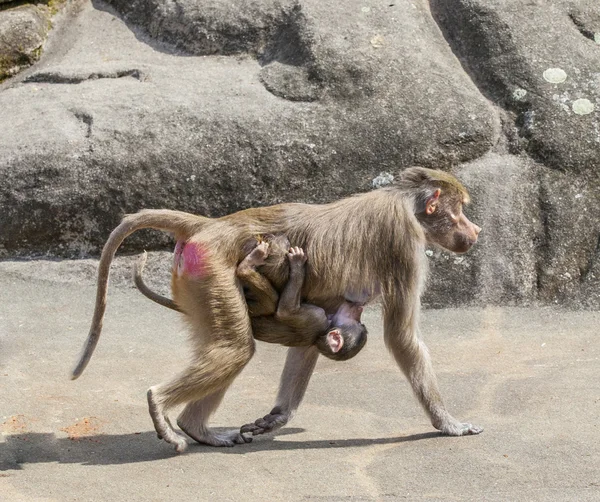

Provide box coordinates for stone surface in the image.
[0,0,598,308]
[1,268,599,500]
[430,0,600,174]
[0,4,50,81]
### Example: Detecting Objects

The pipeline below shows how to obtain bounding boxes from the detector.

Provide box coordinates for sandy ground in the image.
[0,257,598,501]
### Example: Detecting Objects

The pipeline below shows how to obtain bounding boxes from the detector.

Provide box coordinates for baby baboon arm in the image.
[276,247,307,318]
[240,345,319,436]
[133,252,181,313]
[236,242,279,316]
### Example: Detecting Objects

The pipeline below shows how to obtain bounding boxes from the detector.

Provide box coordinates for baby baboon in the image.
[240,242,367,361]
[73,167,482,452]
[135,239,367,361]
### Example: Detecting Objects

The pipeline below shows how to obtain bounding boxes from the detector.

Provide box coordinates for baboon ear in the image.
[326,330,344,353]
[425,189,441,215]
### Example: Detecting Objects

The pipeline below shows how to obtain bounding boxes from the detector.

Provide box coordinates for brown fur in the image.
[72,167,482,451]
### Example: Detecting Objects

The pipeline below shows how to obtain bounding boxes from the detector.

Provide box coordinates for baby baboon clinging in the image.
[135,239,368,361]
[73,167,482,452]
[240,242,368,361]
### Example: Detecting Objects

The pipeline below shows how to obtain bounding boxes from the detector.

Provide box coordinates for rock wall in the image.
[0,0,598,308]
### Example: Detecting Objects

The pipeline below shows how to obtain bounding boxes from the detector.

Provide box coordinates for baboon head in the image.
[400,167,481,254]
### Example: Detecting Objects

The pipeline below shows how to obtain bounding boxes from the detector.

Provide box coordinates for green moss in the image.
[47,0,66,16]
[0,1,64,82]
[0,0,66,15]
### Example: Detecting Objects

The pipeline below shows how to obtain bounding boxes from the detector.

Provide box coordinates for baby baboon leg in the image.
[177,390,252,447]
[237,242,279,317]
[276,248,307,318]
[240,345,319,436]
[383,303,483,436]
[238,270,279,316]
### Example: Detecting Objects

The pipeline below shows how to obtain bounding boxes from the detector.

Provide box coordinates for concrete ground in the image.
[0,256,598,501]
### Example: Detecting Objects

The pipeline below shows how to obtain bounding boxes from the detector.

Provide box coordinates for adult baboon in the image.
[72,167,482,452]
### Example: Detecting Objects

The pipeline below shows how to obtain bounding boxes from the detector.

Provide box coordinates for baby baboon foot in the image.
[147,388,189,453]
[437,420,483,436]
[240,406,289,436]
[177,420,251,447]
[246,241,270,267]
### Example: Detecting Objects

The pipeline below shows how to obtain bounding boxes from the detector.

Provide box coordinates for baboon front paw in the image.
[438,421,484,436]
[460,423,484,435]
[240,407,289,436]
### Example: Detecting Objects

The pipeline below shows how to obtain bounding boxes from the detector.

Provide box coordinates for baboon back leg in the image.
[148,339,253,451]
[177,389,251,447]
[149,244,255,452]
[240,345,319,436]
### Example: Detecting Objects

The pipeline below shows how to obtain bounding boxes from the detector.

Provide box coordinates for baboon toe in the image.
[174,438,189,453]
[462,423,484,435]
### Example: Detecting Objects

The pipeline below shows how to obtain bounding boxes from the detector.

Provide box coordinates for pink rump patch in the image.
[181,241,209,278]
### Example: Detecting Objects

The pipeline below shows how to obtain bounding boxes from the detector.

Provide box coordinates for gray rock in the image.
[0,0,598,308]
[0,4,50,81]
[430,0,600,175]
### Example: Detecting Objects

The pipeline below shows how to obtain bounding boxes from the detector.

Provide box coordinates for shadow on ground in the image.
[0,428,439,470]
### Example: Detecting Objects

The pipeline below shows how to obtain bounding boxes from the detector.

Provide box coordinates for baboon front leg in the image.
[241,345,319,436]
[177,389,252,447]
[383,304,483,436]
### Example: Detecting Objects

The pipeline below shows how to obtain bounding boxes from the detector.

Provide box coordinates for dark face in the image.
[418,192,481,254]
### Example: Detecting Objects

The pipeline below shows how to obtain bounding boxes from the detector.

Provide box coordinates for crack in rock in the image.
[24,68,146,84]
[568,11,598,43]
[72,110,93,138]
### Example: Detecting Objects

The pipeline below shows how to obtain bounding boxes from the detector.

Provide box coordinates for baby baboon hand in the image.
[287,247,307,268]
[240,407,289,436]
[246,241,270,267]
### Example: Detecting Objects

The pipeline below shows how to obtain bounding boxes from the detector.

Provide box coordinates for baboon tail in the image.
[133,251,181,313]
[71,209,206,379]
